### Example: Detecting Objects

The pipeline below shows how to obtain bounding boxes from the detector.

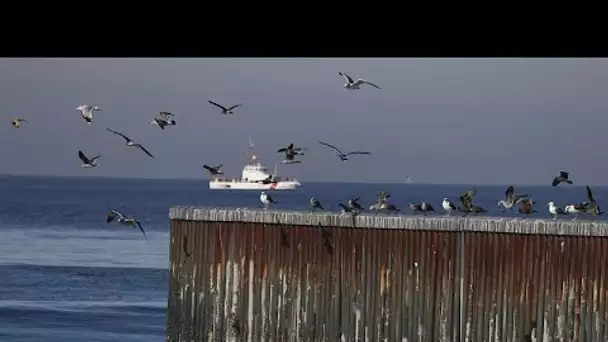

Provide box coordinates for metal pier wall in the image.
[166,207,608,342]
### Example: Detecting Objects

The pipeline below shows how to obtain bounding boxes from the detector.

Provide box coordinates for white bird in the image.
[564,203,586,220]
[260,191,277,210]
[106,210,147,239]
[151,117,176,130]
[11,118,28,128]
[338,72,381,90]
[106,128,154,158]
[548,201,566,220]
[77,105,101,124]
[498,186,528,212]
[78,150,100,168]
[442,198,457,216]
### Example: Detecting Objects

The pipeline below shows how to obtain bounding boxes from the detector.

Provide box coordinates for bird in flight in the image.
[77,105,102,124]
[106,210,147,239]
[208,100,245,115]
[338,72,381,90]
[151,112,176,130]
[78,150,100,168]
[552,170,573,187]
[203,164,224,176]
[106,128,154,158]
[318,141,371,161]
[11,118,27,128]
[498,186,528,212]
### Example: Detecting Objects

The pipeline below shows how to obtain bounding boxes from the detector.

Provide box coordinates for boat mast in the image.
[247,136,256,165]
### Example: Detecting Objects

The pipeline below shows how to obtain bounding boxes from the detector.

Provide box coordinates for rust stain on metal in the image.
[166,208,608,342]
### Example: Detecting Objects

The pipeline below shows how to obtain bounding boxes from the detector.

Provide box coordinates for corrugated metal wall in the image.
[167,220,608,342]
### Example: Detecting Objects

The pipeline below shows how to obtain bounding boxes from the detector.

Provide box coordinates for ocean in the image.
[0,175,605,342]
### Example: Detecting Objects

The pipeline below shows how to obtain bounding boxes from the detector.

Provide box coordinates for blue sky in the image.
[1,58,607,185]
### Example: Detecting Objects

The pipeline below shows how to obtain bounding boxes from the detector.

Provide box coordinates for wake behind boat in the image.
[209,139,301,190]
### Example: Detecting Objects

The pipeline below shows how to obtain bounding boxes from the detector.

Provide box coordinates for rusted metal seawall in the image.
[166,207,608,342]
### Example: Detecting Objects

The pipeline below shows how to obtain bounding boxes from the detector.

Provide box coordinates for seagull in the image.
[310,197,324,210]
[518,199,537,216]
[442,198,457,216]
[11,118,27,128]
[208,100,244,115]
[421,201,434,216]
[548,201,567,220]
[338,203,354,213]
[583,185,603,216]
[459,189,477,214]
[337,72,381,90]
[552,170,573,187]
[564,203,585,220]
[409,203,423,214]
[78,150,100,168]
[318,141,371,161]
[348,197,364,212]
[106,210,147,239]
[498,186,528,212]
[260,191,276,210]
[106,128,154,158]
[159,111,175,120]
[76,105,101,124]
[277,143,307,154]
[151,117,176,130]
[203,164,224,176]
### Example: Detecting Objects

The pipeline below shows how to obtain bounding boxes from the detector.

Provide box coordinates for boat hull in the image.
[209,180,301,190]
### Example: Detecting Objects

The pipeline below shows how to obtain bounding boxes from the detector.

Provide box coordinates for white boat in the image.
[209,139,302,190]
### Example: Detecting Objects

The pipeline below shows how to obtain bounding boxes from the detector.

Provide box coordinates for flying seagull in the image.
[203,164,224,176]
[277,143,306,155]
[106,210,147,239]
[584,185,603,216]
[337,72,381,90]
[318,141,371,161]
[159,112,175,119]
[281,150,303,164]
[151,116,176,130]
[106,128,154,158]
[552,170,573,187]
[498,186,528,212]
[208,100,244,115]
[548,201,567,220]
[260,191,276,210]
[310,197,324,210]
[76,105,101,124]
[442,198,457,216]
[11,118,27,128]
[78,150,100,168]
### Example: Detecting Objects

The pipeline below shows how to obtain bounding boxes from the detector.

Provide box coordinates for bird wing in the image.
[78,150,91,164]
[208,100,228,111]
[338,203,349,211]
[107,210,125,222]
[135,221,147,240]
[213,164,223,170]
[159,111,174,119]
[552,177,560,187]
[338,72,354,84]
[344,151,371,156]
[227,104,244,111]
[277,148,287,152]
[90,155,101,163]
[16,118,27,123]
[449,201,457,210]
[203,165,218,174]
[318,141,344,155]
[355,79,381,89]
[586,185,596,204]
[135,144,154,158]
[106,128,131,142]
[560,170,569,179]
[505,186,515,201]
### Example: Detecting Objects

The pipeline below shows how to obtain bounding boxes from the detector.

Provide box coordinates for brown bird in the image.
[11,118,27,128]
[518,198,537,215]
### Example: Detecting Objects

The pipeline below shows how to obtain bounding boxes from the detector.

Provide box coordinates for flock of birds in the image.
[8,72,604,240]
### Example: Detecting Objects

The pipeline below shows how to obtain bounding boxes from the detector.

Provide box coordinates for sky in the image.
[1,57,607,185]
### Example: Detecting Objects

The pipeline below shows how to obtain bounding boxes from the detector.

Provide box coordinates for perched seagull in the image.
[421,201,434,216]
[78,150,100,168]
[208,100,244,115]
[106,210,147,239]
[318,141,371,161]
[106,128,154,158]
[11,118,27,128]
[564,203,585,220]
[77,105,101,124]
[459,189,477,213]
[310,197,324,210]
[151,117,176,130]
[548,201,567,220]
[583,185,603,216]
[203,164,224,176]
[552,170,573,187]
[338,203,354,213]
[337,72,381,90]
[348,197,364,212]
[518,199,537,216]
[498,186,528,212]
[409,203,423,214]
[260,191,276,210]
[442,198,457,216]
